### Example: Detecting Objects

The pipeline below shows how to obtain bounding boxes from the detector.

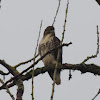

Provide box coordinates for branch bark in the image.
[2,63,100,89]
[0,60,18,76]
[0,60,24,100]
[23,63,100,80]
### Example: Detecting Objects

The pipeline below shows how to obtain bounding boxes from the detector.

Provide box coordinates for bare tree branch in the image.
[92,89,100,100]
[52,0,61,26]
[82,25,99,64]
[14,54,39,69]
[0,43,72,90]
[31,20,43,100]
[51,0,69,99]
[0,70,9,75]
[0,60,19,76]
[61,0,69,43]
[23,63,100,80]
[0,59,24,100]
[0,78,15,100]
[16,79,24,100]
[1,63,100,90]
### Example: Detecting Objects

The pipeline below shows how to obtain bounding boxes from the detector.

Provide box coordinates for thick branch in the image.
[16,79,24,100]
[2,63,100,89]
[23,63,100,80]
[0,60,24,99]
[0,60,18,76]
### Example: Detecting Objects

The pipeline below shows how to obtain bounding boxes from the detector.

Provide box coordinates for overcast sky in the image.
[0,0,100,100]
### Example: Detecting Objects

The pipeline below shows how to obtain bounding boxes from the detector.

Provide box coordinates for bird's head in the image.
[43,26,55,37]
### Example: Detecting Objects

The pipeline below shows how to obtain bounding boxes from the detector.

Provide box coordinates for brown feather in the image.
[38,26,62,85]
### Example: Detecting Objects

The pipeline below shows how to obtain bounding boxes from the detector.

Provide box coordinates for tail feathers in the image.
[48,71,61,85]
[55,72,61,85]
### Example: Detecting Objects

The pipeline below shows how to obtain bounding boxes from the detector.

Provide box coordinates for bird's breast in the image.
[42,54,56,66]
[39,35,56,66]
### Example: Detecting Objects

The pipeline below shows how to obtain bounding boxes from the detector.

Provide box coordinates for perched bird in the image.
[38,26,62,85]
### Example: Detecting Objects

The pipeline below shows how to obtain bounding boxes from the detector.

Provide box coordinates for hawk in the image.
[38,26,62,85]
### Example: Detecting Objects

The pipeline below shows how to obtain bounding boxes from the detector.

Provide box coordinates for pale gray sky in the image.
[0,0,100,100]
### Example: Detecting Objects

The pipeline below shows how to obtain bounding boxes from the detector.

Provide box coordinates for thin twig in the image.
[92,89,100,100]
[61,0,69,43]
[31,20,42,100]
[82,25,99,64]
[0,78,15,100]
[0,43,72,90]
[14,54,39,69]
[69,70,72,80]
[0,70,9,75]
[51,0,69,100]
[91,26,100,100]
[52,0,61,26]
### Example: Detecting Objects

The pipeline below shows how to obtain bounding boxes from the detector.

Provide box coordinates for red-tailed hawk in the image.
[38,26,62,85]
